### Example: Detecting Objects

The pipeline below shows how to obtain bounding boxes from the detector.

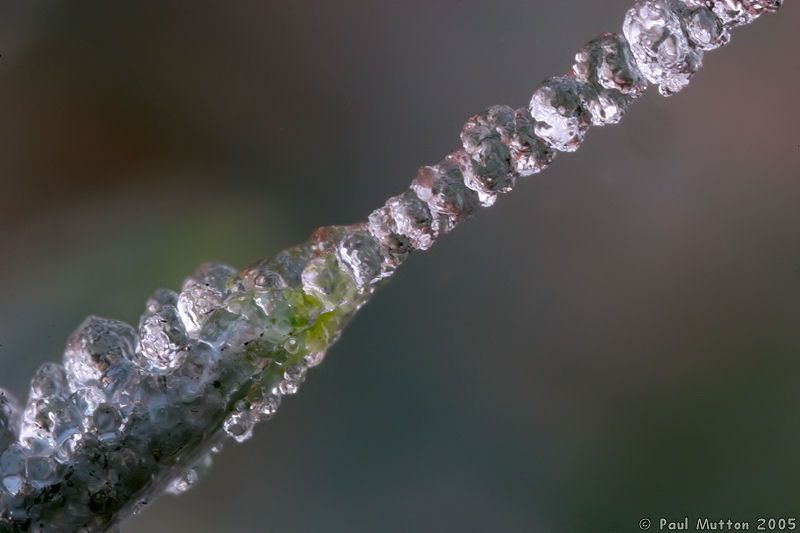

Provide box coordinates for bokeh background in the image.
[1,1,798,531]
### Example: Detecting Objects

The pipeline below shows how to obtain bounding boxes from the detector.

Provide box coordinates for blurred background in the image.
[0,1,798,531]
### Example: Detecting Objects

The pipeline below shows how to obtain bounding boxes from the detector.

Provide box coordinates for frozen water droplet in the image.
[166,453,212,495]
[673,1,730,50]
[529,76,593,152]
[253,394,281,421]
[166,467,198,495]
[502,108,557,177]
[92,403,123,443]
[252,246,312,289]
[306,225,392,291]
[461,107,515,205]
[63,316,138,388]
[369,190,443,255]
[283,336,300,355]
[223,403,255,443]
[135,304,189,373]
[696,0,763,26]
[144,288,179,315]
[573,33,648,125]
[336,225,392,289]
[1,444,26,495]
[574,33,648,97]
[411,150,481,232]
[237,261,289,293]
[463,105,555,183]
[624,0,703,96]
[279,365,306,396]
[177,263,236,335]
[301,256,357,312]
[29,363,69,401]
[303,351,325,368]
[25,455,58,489]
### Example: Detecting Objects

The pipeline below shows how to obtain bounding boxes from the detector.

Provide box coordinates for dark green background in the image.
[0,1,798,531]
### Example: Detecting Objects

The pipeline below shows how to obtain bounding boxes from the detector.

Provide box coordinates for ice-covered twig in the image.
[0,1,785,531]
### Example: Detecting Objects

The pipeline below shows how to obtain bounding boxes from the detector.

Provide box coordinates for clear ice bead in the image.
[29,363,69,401]
[144,288,179,315]
[410,150,481,232]
[177,262,237,335]
[498,108,556,177]
[251,245,312,289]
[63,316,138,388]
[237,261,288,293]
[623,0,703,96]
[278,364,307,396]
[20,397,83,454]
[334,225,392,290]
[1,444,26,495]
[166,453,212,495]
[742,0,783,15]
[136,304,189,373]
[461,106,516,206]
[673,1,731,50]
[301,256,358,312]
[573,33,648,125]
[529,76,593,152]
[0,390,20,453]
[303,350,326,368]
[25,455,58,489]
[252,393,281,421]
[698,0,778,26]
[92,403,123,442]
[368,190,443,254]
[223,402,255,443]
[70,386,106,426]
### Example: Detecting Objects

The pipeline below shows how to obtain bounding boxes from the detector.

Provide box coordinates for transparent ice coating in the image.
[0,0,784,528]
[529,76,594,152]
[623,0,703,96]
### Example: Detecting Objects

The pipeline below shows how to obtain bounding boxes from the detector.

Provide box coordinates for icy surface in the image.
[0,0,784,529]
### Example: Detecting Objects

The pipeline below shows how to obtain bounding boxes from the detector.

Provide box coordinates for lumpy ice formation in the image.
[0,0,784,530]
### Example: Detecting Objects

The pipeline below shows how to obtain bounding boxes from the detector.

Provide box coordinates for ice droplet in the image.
[166,453,212,495]
[136,303,189,373]
[223,402,255,443]
[573,33,648,125]
[368,190,443,254]
[529,76,593,151]
[411,150,481,232]
[623,0,703,96]
[63,316,138,389]
[177,263,236,335]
